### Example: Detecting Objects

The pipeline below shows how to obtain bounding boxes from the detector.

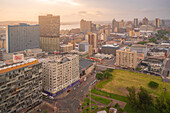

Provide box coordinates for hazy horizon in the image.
[1,0,170,22]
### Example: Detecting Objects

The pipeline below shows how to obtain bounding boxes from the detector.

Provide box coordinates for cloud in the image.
[140,8,155,13]
[39,0,80,6]
[78,10,102,16]
[96,11,102,16]
[78,11,87,15]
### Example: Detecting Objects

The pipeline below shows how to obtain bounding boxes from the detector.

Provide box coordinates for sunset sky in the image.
[0,0,170,22]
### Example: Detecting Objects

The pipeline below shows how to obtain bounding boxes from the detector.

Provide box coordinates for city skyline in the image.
[0,0,170,22]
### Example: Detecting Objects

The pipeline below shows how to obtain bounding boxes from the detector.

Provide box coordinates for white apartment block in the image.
[116,47,137,68]
[40,55,79,95]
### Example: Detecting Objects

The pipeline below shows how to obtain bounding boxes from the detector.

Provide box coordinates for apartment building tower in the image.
[134,18,138,28]
[112,19,119,32]
[154,18,160,28]
[116,47,137,68]
[143,17,149,25]
[39,14,60,53]
[88,33,98,53]
[0,58,42,113]
[80,19,92,33]
[41,55,79,96]
[6,23,40,53]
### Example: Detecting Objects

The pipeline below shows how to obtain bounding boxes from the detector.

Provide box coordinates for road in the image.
[43,72,97,113]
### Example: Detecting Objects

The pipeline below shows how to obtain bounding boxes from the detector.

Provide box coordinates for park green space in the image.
[96,69,170,99]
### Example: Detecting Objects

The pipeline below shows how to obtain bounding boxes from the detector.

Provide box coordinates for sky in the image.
[0,0,170,22]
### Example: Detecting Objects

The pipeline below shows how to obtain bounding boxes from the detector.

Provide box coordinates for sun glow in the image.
[39,0,80,6]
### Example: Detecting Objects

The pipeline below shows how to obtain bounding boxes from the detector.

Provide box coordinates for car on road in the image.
[37,109,41,112]
[67,90,71,93]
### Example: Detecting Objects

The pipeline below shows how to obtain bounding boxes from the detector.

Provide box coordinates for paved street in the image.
[43,72,97,113]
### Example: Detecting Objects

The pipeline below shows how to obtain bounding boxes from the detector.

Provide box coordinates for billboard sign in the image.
[13,54,24,63]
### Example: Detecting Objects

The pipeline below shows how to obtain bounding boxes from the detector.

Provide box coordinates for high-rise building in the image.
[40,55,79,96]
[88,33,98,53]
[161,20,165,27]
[80,19,92,33]
[126,21,133,26]
[88,33,98,48]
[142,17,149,25]
[154,18,160,28]
[0,50,3,61]
[91,23,96,32]
[112,19,119,32]
[39,14,60,37]
[39,14,60,53]
[6,23,40,53]
[134,18,138,28]
[119,20,125,28]
[116,47,137,68]
[0,58,42,113]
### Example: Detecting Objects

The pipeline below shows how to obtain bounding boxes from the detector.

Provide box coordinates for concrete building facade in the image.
[143,17,149,25]
[112,19,119,32]
[0,58,42,113]
[101,44,119,56]
[80,19,92,33]
[88,33,98,53]
[116,47,137,68]
[39,14,60,53]
[60,43,73,53]
[154,18,160,28]
[134,18,138,28]
[78,42,89,52]
[6,23,40,53]
[41,55,79,96]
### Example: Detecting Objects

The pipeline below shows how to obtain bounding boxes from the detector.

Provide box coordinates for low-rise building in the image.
[79,58,95,77]
[162,58,170,82]
[60,43,73,53]
[3,48,48,61]
[78,42,90,52]
[101,43,119,56]
[140,58,164,75]
[131,44,148,60]
[147,48,169,58]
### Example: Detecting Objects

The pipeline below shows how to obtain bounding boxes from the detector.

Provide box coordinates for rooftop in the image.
[79,58,94,72]
[0,58,38,74]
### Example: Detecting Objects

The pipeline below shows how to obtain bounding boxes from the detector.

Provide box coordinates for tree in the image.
[106,68,114,72]
[155,89,170,113]
[43,110,48,113]
[162,36,168,41]
[136,67,141,71]
[126,86,138,109]
[137,41,147,45]
[137,87,153,112]
[149,37,157,43]
[148,81,159,89]
[96,73,104,80]
[127,87,156,113]
[103,71,112,79]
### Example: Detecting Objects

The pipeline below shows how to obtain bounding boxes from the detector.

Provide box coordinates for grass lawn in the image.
[91,94,111,105]
[82,98,96,107]
[82,106,98,113]
[91,87,127,102]
[96,69,170,99]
